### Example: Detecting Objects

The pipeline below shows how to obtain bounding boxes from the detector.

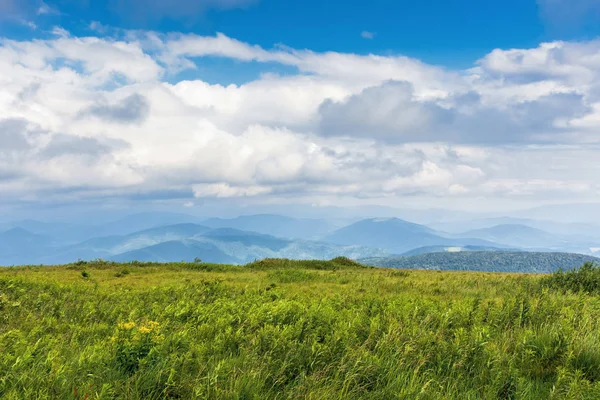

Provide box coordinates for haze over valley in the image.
[3,203,600,272]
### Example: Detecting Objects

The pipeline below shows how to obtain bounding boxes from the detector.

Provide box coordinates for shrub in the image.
[541,262,600,294]
[114,269,130,278]
[330,256,363,267]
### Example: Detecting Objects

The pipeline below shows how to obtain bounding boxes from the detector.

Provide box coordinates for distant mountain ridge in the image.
[456,223,598,254]
[0,228,53,265]
[111,240,239,264]
[323,217,505,254]
[109,227,388,264]
[458,224,559,249]
[0,223,389,266]
[3,211,600,268]
[201,214,332,240]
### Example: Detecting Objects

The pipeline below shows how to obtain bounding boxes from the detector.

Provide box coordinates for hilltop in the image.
[2,259,600,398]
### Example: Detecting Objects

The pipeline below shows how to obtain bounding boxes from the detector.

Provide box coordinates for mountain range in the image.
[0,222,388,265]
[1,212,599,270]
[323,218,508,254]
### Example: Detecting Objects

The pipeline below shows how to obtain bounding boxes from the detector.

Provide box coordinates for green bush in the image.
[114,268,130,278]
[541,261,600,294]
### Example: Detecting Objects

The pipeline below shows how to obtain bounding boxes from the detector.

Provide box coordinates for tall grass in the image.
[1,259,600,398]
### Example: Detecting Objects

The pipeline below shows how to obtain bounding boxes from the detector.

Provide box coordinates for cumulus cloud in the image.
[473,40,600,86]
[155,32,456,92]
[81,94,150,123]
[317,81,590,144]
[318,81,454,142]
[38,134,129,159]
[1,29,600,207]
[0,119,35,152]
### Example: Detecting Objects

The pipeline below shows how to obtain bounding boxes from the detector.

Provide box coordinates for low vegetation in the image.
[2,259,600,398]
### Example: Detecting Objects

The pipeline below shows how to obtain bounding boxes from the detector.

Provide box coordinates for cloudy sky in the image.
[1,0,600,217]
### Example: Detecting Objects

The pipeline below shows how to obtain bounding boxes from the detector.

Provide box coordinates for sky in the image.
[2,0,600,219]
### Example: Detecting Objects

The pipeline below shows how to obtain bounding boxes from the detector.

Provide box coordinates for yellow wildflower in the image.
[118,322,136,330]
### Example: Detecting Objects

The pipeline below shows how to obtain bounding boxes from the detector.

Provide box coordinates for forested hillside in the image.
[361,251,600,273]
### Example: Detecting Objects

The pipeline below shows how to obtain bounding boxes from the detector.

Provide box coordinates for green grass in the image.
[2,259,600,399]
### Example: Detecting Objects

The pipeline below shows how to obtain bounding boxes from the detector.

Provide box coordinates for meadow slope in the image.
[1,259,600,399]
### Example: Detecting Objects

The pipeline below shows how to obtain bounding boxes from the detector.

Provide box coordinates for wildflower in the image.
[118,322,136,330]
[139,321,160,333]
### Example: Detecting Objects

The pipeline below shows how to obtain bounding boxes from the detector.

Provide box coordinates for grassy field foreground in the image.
[2,258,600,399]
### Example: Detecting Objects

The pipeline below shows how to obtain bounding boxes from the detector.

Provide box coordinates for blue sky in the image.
[2,0,598,67]
[2,0,600,219]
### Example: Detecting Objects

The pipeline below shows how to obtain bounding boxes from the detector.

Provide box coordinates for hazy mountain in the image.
[454,223,600,255]
[108,228,389,264]
[515,203,600,224]
[110,237,389,264]
[0,212,204,245]
[5,209,600,267]
[431,217,600,238]
[201,214,332,240]
[323,217,502,254]
[132,223,212,238]
[202,228,290,250]
[459,224,560,249]
[2,222,388,265]
[93,212,203,237]
[401,245,511,256]
[0,228,54,265]
[1,220,75,236]
[39,223,213,264]
[111,240,238,264]
[361,251,600,273]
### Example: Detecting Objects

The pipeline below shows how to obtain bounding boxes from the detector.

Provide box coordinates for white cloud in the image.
[1,29,600,208]
[51,26,69,38]
[193,183,272,198]
[317,80,590,144]
[155,32,457,93]
[37,1,59,15]
[473,40,600,86]
[361,31,375,40]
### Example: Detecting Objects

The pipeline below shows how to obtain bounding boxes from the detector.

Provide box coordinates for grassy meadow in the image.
[2,258,600,399]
